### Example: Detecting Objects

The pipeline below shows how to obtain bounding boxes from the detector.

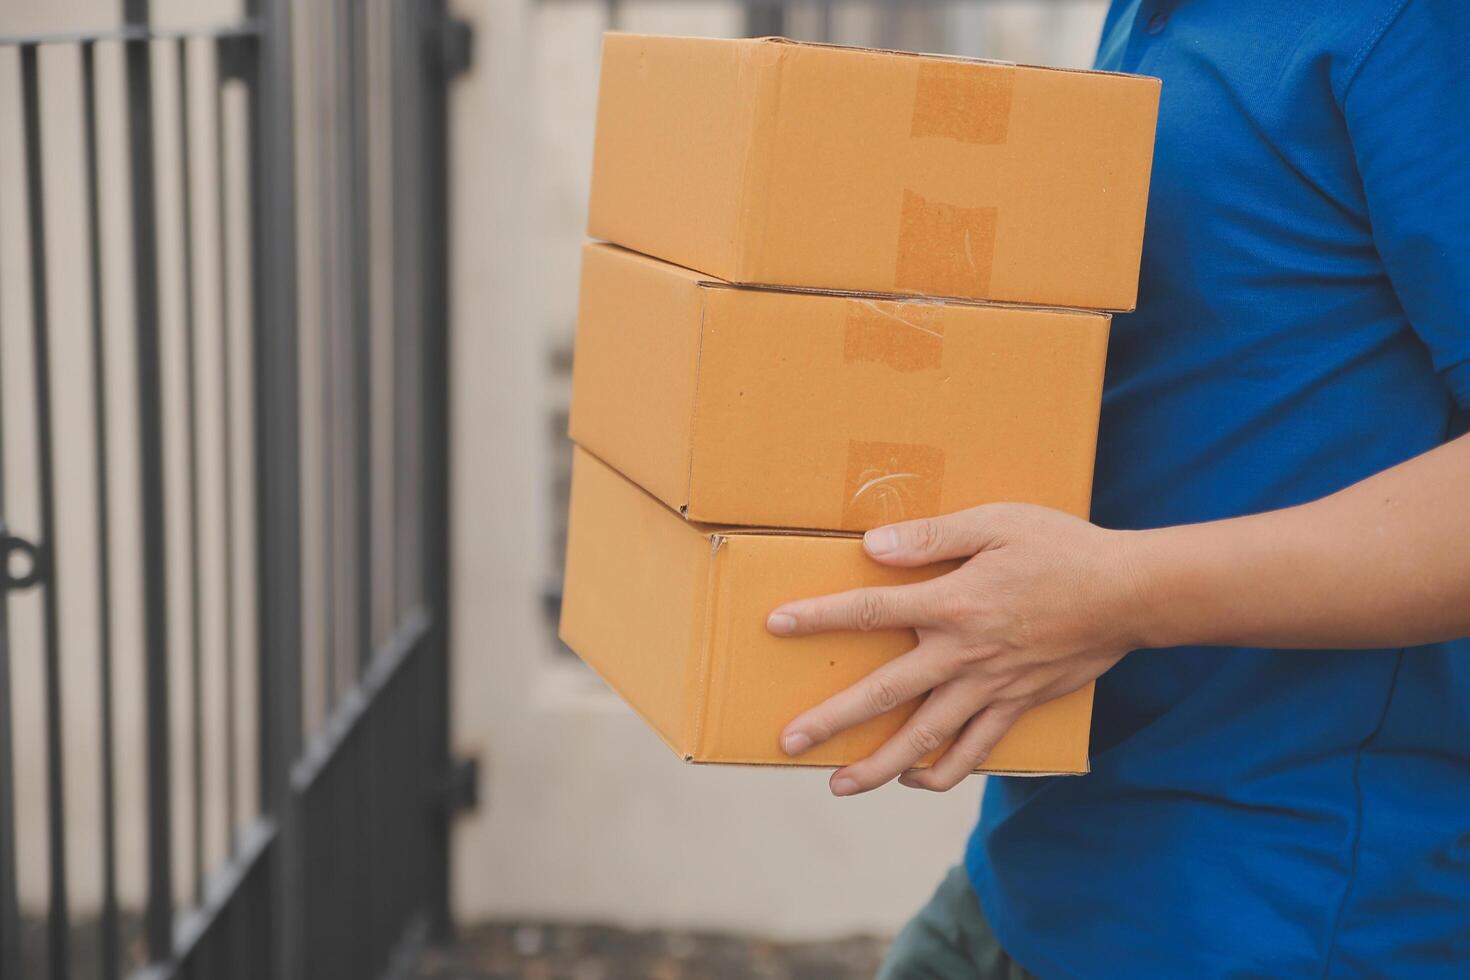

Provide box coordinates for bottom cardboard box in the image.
[559,446,1092,775]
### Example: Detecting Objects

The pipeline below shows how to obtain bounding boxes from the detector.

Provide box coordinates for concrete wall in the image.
[3,0,1105,942]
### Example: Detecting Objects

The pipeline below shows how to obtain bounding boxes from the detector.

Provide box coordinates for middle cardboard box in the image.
[570,241,1111,533]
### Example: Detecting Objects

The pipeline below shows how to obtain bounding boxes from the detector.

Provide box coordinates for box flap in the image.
[697,533,1092,774]
[559,446,712,755]
[569,242,708,511]
[695,532,953,766]
[684,283,1111,529]
[588,34,766,281]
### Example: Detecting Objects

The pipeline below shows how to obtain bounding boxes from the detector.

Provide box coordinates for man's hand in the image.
[767,504,1147,796]
[769,434,1470,798]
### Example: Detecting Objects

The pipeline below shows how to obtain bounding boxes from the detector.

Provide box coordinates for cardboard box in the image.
[559,446,1093,774]
[569,242,1111,532]
[588,33,1159,311]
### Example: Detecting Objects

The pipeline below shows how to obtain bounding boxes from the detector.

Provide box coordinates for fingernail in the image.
[864,527,898,556]
[898,773,920,788]
[783,732,812,756]
[767,612,797,635]
[830,776,859,797]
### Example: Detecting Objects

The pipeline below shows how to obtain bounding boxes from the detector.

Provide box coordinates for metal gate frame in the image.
[0,1,469,977]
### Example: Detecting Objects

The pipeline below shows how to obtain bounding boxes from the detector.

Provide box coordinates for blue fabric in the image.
[965,2,1470,976]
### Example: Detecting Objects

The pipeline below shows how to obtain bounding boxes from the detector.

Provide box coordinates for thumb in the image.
[861,508,1004,567]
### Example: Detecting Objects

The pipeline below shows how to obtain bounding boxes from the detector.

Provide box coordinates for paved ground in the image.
[414,922,890,980]
[20,915,888,978]
[19,915,147,979]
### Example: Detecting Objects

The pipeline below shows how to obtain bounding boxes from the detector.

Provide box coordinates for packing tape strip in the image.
[898,60,1014,297]
[843,298,945,373]
[841,439,946,530]
[894,190,998,298]
[910,58,1015,144]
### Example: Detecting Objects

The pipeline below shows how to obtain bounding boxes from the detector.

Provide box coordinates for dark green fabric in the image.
[877,866,1033,980]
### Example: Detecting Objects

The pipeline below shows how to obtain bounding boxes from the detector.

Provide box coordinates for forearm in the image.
[1126,433,1470,650]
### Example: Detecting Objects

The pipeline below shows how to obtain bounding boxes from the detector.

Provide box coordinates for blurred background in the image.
[1,1,1107,977]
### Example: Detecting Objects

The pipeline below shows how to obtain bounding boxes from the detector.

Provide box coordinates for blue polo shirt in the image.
[966,1,1470,976]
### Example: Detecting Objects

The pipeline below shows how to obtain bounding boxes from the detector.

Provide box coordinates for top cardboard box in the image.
[588,33,1160,311]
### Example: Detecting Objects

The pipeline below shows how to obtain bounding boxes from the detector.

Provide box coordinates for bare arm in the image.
[768,433,1470,796]
[1129,433,1470,650]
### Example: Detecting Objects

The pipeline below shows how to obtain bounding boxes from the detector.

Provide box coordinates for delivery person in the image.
[766,1,1470,976]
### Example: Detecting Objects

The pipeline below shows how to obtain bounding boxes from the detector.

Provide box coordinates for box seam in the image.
[686,533,727,760]
[683,291,710,516]
[701,278,1116,319]
[1075,320,1112,518]
[730,44,760,280]
[733,41,786,283]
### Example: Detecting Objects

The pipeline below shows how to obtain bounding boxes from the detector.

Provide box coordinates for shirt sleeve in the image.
[1340,0,1470,408]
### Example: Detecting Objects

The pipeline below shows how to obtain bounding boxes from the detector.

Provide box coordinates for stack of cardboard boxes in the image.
[560,34,1159,774]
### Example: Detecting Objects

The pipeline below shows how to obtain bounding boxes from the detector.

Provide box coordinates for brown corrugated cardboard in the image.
[559,446,1093,774]
[569,242,1111,532]
[587,33,1159,311]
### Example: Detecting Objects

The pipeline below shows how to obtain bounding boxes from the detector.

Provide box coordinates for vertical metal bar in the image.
[348,0,373,677]
[746,1,785,37]
[877,2,898,50]
[331,0,353,700]
[0,606,17,980]
[81,40,122,980]
[21,42,73,980]
[417,0,455,941]
[121,0,177,962]
[387,7,419,956]
[0,658,17,974]
[213,41,240,854]
[390,0,411,631]
[243,0,303,975]
[346,6,376,968]
[0,185,23,980]
[317,0,339,714]
[175,34,208,908]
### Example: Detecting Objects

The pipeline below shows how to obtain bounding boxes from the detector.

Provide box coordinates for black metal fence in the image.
[0,1,467,977]
[589,0,1067,53]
